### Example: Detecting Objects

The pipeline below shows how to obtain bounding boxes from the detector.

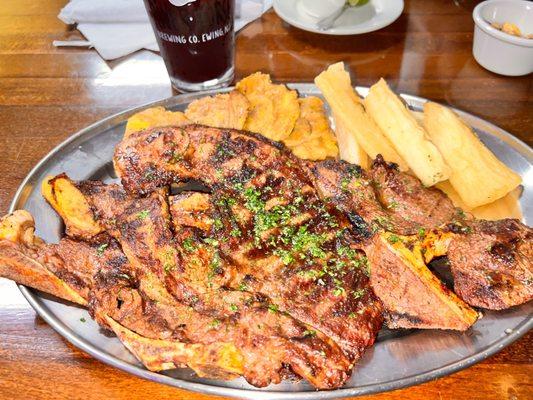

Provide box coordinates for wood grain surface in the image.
[0,0,531,399]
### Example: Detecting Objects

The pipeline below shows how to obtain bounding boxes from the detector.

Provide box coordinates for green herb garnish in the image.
[387,234,401,244]
[96,243,108,256]
[137,209,150,220]
[182,238,196,252]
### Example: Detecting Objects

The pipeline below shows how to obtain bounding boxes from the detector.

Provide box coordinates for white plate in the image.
[273,0,404,35]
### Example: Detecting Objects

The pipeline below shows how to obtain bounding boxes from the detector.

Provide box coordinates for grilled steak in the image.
[114,125,384,360]
[0,210,352,388]
[364,232,479,330]
[76,180,354,388]
[0,211,88,305]
[368,156,462,229]
[167,191,478,331]
[308,156,464,235]
[1,121,531,389]
[447,219,533,309]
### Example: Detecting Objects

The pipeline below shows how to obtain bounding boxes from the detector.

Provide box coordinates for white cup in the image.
[472,0,533,77]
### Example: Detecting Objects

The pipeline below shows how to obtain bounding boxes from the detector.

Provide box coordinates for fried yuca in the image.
[424,102,522,208]
[236,72,299,141]
[314,62,407,170]
[124,106,189,137]
[333,112,369,168]
[185,91,250,130]
[436,181,522,221]
[364,79,450,186]
[283,96,338,160]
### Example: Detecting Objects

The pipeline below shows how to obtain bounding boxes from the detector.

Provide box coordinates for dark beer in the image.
[144,0,235,92]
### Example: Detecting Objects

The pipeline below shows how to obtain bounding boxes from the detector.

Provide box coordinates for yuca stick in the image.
[364,79,450,186]
[436,181,522,220]
[333,112,370,168]
[424,102,522,208]
[315,63,407,170]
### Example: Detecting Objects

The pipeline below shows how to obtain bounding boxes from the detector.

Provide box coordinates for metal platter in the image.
[10,84,533,399]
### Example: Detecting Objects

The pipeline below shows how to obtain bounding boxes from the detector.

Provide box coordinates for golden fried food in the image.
[424,102,521,208]
[333,112,369,168]
[185,91,250,130]
[236,72,300,141]
[124,106,189,137]
[315,63,407,170]
[42,174,103,239]
[364,79,450,186]
[436,181,522,221]
[283,97,338,160]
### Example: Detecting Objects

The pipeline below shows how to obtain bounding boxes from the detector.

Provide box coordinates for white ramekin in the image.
[472,0,533,76]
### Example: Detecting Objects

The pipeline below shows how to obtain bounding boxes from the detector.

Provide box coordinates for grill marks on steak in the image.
[2,123,529,388]
[364,232,479,330]
[114,125,383,361]
[308,156,465,235]
[447,219,533,309]
[0,210,352,388]
[169,191,383,360]
[169,191,479,332]
[113,125,531,317]
[77,180,354,389]
[368,156,463,230]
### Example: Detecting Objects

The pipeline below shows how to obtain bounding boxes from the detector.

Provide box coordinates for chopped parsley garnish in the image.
[213,218,223,230]
[182,238,196,252]
[229,304,238,312]
[243,187,264,213]
[290,225,327,259]
[163,262,174,273]
[208,251,222,279]
[417,228,426,238]
[273,249,294,265]
[372,215,393,231]
[387,201,399,210]
[203,237,219,247]
[387,234,401,244]
[168,152,183,164]
[209,319,221,329]
[96,243,108,256]
[341,177,351,191]
[80,317,86,323]
[302,329,316,337]
[347,165,362,178]
[162,249,176,273]
[217,196,237,207]
[297,269,325,279]
[238,282,248,292]
[137,209,150,220]
[230,227,242,237]
[268,304,279,313]
[333,287,345,296]
[215,143,234,158]
[461,226,472,234]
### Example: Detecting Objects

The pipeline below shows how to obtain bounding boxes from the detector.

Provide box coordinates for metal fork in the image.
[316,4,348,31]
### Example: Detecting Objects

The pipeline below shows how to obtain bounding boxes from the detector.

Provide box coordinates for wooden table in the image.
[0,0,531,399]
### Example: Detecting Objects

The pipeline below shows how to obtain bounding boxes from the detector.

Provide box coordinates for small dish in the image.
[273,0,404,36]
[472,0,533,76]
[300,0,345,19]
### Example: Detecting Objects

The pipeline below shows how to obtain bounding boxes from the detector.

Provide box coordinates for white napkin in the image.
[56,0,273,60]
